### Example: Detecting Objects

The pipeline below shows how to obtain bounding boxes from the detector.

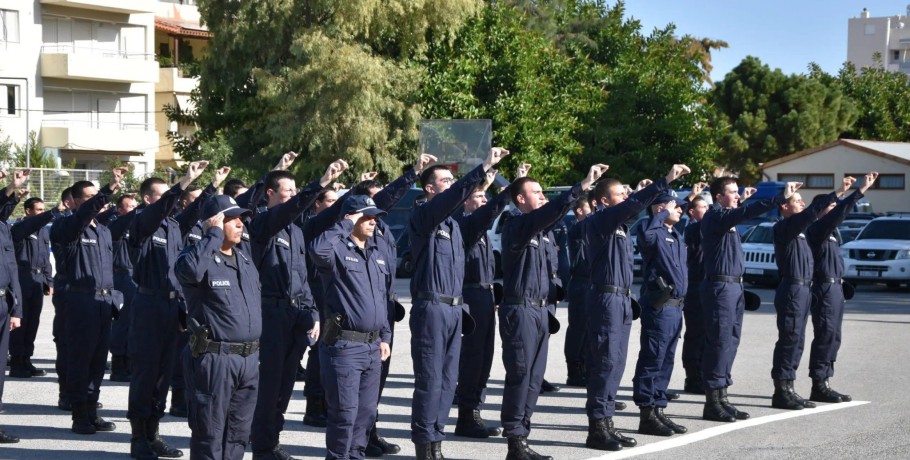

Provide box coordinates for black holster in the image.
[187,318,212,358]
[321,313,343,346]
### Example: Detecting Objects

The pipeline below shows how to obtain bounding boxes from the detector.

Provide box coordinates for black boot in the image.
[566,361,587,387]
[8,356,31,378]
[772,380,804,410]
[25,356,47,377]
[71,401,97,435]
[719,387,750,420]
[252,446,296,460]
[540,379,559,393]
[585,418,622,451]
[431,441,445,460]
[654,407,687,434]
[615,401,627,411]
[454,407,502,438]
[57,396,72,411]
[666,390,681,401]
[168,389,187,418]
[302,397,327,427]
[606,417,637,448]
[0,429,19,443]
[683,368,704,394]
[638,406,673,436]
[146,417,183,458]
[365,419,400,457]
[130,418,158,460]
[787,381,816,409]
[89,405,116,432]
[414,443,433,460]
[810,378,852,403]
[703,389,735,422]
[110,355,131,382]
[506,436,553,460]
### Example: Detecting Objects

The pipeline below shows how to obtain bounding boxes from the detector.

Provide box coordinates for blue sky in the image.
[623,0,910,81]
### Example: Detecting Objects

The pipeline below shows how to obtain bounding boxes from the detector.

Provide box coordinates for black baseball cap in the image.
[341,195,386,218]
[653,192,686,206]
[202,195,253,221]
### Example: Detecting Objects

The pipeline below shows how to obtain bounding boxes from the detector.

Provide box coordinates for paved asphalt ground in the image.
[2,279,908,459]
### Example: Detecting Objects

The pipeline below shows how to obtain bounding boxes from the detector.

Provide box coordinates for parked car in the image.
[838,227,862,244]
[842,215,910,289]
[742,222,843,286]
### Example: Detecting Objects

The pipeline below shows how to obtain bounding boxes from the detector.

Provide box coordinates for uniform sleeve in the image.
[176,183,217,236]
[107,212,133,241]
[8,260,22,318]
[706,195,784,237]
[95,208,116,226]
[380,308,392,344]
[460,187,511,249]
[49,185,113,245]
[175,227,223,287]
[0,193,20,222]
[508,185,581,250]
[41,228,53,286]
[11,210,55,242]
[234,174,265,212]
[132,183,183,243]
[373,168,418,211]
[808,190,864,246]
[250,180,324,243]
[590,177,669,237]
[775,192,837,242]
[411,164,486,236]
[641,209,671,253]
[303,191,347,242]
[310,219,354,271]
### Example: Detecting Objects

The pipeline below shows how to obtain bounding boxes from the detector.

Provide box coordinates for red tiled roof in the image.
[155,17,212,39]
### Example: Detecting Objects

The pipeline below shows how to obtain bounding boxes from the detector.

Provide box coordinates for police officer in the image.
[249,158,347,460]
[499,164,603,459]
[50,167,126,435]
[50,186,75,411]
[632,191,699,437]
[176,195,260,460]
[700,177,795,422]
[127,160,210,459]
[454,167,510,439]
[771,182,839,410]
[310,196,392,459]
[105,194,138,382]
[584,165,689,452]
[807,172,877,404]
[564,195,591,387]
[408,147,508,459]
[682,194,708,394]
[0,170,26,444]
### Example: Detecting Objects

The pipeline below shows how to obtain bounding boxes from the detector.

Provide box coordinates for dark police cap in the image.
[342,195,386,218]
[653,192,686,206]
[202,195,252,221]
[744,290,761,311]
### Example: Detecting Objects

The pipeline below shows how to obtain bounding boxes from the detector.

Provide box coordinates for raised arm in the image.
[775,191,837,242]
[461,187,512,248]
[372,154,431,211]
[310,218,355,271]
[175,213,224,286]
[11,210,56,242]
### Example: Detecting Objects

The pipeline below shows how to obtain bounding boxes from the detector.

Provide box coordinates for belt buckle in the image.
[290,298,298,306]
[169,291,177,300]
[241,343,252,357]
[368,331,376,342]
[100,288,110,296]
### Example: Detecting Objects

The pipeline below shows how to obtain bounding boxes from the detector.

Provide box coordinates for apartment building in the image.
[847,6,910,75]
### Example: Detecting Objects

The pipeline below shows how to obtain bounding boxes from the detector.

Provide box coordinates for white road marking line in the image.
[585,400,870,459]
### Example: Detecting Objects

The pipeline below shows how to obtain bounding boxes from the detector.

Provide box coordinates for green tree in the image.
[830,58,910,142]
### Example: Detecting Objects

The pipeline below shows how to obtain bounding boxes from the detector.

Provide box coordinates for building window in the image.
[847,173,905,190]
[865,24,876,35]
[0,9,19,44]
[0,84,19,117]
[894,50,901,62]
[776,173,834,189]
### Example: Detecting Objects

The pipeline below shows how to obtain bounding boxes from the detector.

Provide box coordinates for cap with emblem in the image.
[649,192,686,216]
[342,195,386,218]
[202,195,253,221]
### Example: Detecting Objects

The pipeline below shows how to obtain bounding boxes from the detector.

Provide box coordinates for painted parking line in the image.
[586,400,870,459]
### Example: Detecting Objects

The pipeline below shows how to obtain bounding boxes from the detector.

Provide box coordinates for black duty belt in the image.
[708,275,743,284]
[662,297,685,308]
[113,268,131,275]
[463,283,493,291]
[203,340,259,357]
[503,296,547,307]
[415,291,463,306]
[66,287,112,296]
[137,287,178,299]
[593,284,632,297]
[338,330,380,344]
[782,277,812,287]
[815,277,842,285]
[263,296,300,307]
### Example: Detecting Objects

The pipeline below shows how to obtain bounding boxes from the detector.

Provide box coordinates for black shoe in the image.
[89,405,116,432]
[638,406,674,436]
[302,397,327,428]
[146,417,182,458]
[414,443,433,460]
[654,407,687,434]
[57,396,72,411]
[566,361,587,387]
[431,441,445,460]
[606,417,637,447]
[0,430,19,444]
[253,446,296,460]
[703,389,736,422]
[71,401,97,435]
[666,390,680,401]
[506,436,553,460]
[718,387,750,420]
[683,368,705,394]
[168,389,187,418]
[585,418,622,452]
[296,363,306,382]
[8,356,32,378]
[110,355,131,382]
[25,357,47,377]
[772,380,804,410]
[615,401,627,411]
[365,421,401,457]
[787,381,815,409]
[540,379,559,393]
[810,378,852,403]
[454,407,501,438]
[129,418,157,460]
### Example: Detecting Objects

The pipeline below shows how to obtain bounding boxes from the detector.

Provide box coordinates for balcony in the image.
[40,46,158,83]
[41,120,158,153]
[157,67,198,94]
[40,0,157,15]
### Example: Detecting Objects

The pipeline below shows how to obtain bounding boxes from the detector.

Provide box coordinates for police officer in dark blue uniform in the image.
[632,191,698,437]
[699,177,794,423]
[584,164,689,452]
[771,182,838,410]
[250,158,347,460]
[50,186,75,411]
[682,194,709,394]
[310,195,392,459]
[499,164,602,460]
[454,168,510,439]
[104,194,138,382]
[408,148,508,459]
[10,196,55,378]
[807,172,877,404]
[50,168,126,435]
[0,170,27,444]
[176,194,260,460]
[127,160,210,459]
[564,195,592,387]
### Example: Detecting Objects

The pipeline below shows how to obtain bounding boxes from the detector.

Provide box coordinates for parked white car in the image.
[742,222,778,285]
[842,215,910,289]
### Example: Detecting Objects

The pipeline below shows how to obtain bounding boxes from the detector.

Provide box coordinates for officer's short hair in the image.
[264,170,294,193]
[691,195,706,206]
[592,178,622,203]
[509,177,536,203]
[223,178,247,198]
[179,184,200,202]
[710,177,738,200]
[71,181,96,199]
[419,165,450,188]
[350,179,382,197]
[140,177,167,199]
[117,194,135,208]
[60,187,73,202]
[572,196,588,213]
[24,197,43,210]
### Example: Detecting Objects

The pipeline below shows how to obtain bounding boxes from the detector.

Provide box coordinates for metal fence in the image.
[22,167,104,204]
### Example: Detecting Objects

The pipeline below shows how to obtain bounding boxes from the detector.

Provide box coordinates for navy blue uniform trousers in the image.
[681,285,705,373]
[456,287,496,410]
[65,293,112,404]
[499,303,549,438]
[809,281,846,380]
[109,271,136,356]
[699,281,744,390]
[563,278,588,366]
[321,340,381,460]
[585,291,632,419]
[9,277,43,357]
[52,291,67,396]
[632,301,683,408]
[128,293,181,419]
[184,347,259,460]
[0,298,10,410]
[772,283,812,380]
[409,300,462,444]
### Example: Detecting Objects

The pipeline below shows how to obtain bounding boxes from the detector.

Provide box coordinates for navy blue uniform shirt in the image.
[701,195,783,278]
[0,192,23,316]
[12,210,55,287]
[638,209,688,298]
[106,212,135,273]
[684,220,704,285]
[807,190,865,280]
[49,185,115,294]
[456,188,511,286]
[567,219,590,282]
[773,193,837,280]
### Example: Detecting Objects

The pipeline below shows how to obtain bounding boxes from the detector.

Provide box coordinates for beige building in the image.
[761,139,910,213]
[847,6,910,74]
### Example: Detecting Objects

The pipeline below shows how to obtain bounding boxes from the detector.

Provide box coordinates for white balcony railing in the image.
[41,44,153,61]
[41,119,152,131]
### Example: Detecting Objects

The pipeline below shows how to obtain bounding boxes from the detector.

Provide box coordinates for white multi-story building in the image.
[847,6,910,75]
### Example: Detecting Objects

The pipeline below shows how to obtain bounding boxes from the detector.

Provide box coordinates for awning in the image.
[175,94,196,114]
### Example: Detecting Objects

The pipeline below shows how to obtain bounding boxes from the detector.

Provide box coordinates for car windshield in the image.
[856,220,910,240]
[743,225,774,244]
